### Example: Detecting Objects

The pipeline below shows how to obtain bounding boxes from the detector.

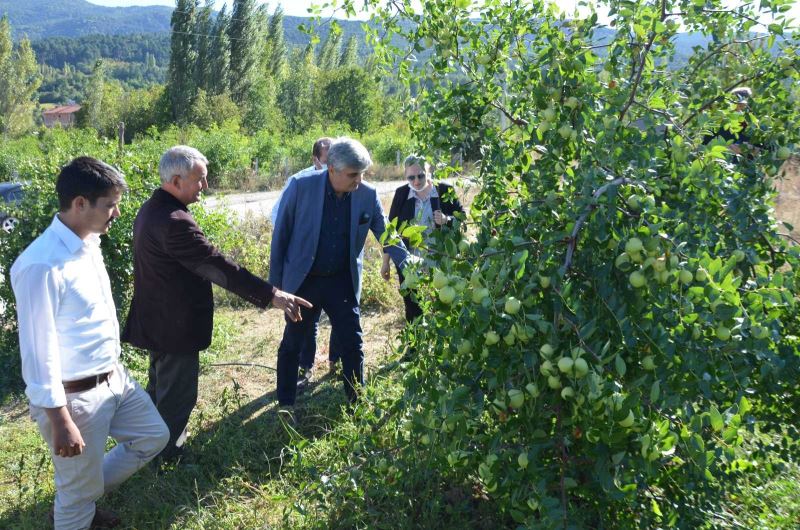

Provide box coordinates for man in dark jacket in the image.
[122,145,310,461]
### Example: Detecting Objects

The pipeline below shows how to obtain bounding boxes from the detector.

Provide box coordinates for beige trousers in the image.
[30,363,169,530]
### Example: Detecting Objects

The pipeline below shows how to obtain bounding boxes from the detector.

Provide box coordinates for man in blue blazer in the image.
[270,137,411,407]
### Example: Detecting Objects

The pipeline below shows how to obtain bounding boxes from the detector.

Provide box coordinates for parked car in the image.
[0,182,23,232]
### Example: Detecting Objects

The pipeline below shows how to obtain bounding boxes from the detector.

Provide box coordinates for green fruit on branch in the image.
[540,359,554,375]
[625,237,643,256]
[540,343,555,357]
[508,388,525,409]
[547,375,562,389]
[561,386,575,399]
[715,325,731,341]
[504,296,522,314]
[472,287,490,304]
[679,269,693,285]
[573,357,589,377]
[642,355,656,370]
[629,270,646,288]
[525,382,540,397]
[557,356,574,374]
[618,411,635,428]
[433,269,449,288]
[484,330,500,345]
[457,339,473,355]
[438,285,457,304]
[518,451,529,469]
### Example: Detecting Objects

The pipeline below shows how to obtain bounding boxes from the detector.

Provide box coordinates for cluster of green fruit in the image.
[617,236,694,288]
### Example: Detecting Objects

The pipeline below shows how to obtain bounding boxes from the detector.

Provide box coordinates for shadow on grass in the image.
[0,377,352,529]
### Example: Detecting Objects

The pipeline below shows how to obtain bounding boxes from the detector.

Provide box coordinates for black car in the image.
[0,182,23,232]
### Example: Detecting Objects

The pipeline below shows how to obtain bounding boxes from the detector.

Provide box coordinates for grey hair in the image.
[327,137,372,172]
[403,154,428,169]
[158,145,209,184]
[731,86,753,102]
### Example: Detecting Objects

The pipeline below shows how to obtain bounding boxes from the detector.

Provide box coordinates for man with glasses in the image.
[269,137,412,411]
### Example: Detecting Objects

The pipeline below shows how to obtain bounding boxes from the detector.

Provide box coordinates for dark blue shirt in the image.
[309,176,351,277]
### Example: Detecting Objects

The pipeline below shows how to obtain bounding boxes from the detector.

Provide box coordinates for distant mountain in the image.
[0,0,172,40]
[1,1,720,62]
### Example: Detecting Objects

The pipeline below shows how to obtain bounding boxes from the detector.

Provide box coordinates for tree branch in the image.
[562,177,634,273]
[618,0,668,122]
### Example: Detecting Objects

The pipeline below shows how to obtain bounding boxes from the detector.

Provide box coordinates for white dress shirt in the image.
[408,184,439,233]
[270,165,324,225]
[11,215,120,408]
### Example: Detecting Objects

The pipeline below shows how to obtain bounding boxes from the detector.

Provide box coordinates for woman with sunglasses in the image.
[381,154,464,322]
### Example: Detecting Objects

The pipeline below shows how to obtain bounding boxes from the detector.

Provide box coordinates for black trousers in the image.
[146,350,199,457]
[277,272,363,406]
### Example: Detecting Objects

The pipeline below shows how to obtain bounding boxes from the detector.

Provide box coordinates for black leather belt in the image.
[63,371,112,393]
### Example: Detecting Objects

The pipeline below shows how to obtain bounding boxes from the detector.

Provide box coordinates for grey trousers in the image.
[146,351,199,458]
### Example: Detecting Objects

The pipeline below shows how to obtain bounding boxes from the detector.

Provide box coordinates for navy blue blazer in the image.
[269,170,409,302]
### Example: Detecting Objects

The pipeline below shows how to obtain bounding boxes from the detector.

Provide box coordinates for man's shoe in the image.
[49,507,121,529]
[297,367,312,390]
[90,508,122,529]
[277,406,298,427]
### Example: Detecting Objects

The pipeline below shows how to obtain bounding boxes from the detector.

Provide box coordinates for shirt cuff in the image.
[26,382,67,409]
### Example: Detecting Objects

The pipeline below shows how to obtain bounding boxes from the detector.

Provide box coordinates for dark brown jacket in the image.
[122,188,274,355]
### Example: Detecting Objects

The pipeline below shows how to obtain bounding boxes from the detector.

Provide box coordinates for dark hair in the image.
[313,137,333,159]
[56,157,128,211]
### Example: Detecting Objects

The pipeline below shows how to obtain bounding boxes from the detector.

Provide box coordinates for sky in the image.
[86,0,799,26]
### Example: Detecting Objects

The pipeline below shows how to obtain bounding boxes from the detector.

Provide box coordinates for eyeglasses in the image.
[407,173,426,181]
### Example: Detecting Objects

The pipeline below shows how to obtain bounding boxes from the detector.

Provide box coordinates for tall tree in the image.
[262,6,286,78]
[320,66,377,133]
[316,29,342,71]
[0,17,40,136]
[167,0,198,123]
[338,35,359,67]
[228,0,259,105]
[82,59,106,130]
[194,0,214,92]
[278,44,318,132]
[208,4,231,96]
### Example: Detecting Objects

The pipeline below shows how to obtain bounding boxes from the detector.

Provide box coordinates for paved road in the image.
[203,179,410,220]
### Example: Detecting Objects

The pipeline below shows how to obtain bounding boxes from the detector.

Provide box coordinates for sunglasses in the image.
[407,173,427,181]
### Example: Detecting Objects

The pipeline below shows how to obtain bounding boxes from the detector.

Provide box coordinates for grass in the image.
[1,180,798,528]
[0,302,406,529]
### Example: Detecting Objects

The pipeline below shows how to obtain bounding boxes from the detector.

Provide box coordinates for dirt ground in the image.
[772,155,800,240]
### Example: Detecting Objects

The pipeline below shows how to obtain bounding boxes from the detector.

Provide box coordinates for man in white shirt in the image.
[271,137,342,387]
[11,157,169,529]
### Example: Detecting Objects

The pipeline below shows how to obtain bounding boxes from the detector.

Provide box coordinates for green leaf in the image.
[739,396,752,415]
[709,406,724,432]
[615,355,627,377]
[650,380,660,402]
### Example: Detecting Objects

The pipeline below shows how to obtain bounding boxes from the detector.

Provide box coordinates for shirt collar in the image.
[325,172,349,199]
[50,214,98,254]
[155,187,188,211]
[408,183,438,200]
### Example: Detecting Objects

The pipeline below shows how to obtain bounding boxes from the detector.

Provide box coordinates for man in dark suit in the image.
[270,137,412,409]
[122,145,310,461]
